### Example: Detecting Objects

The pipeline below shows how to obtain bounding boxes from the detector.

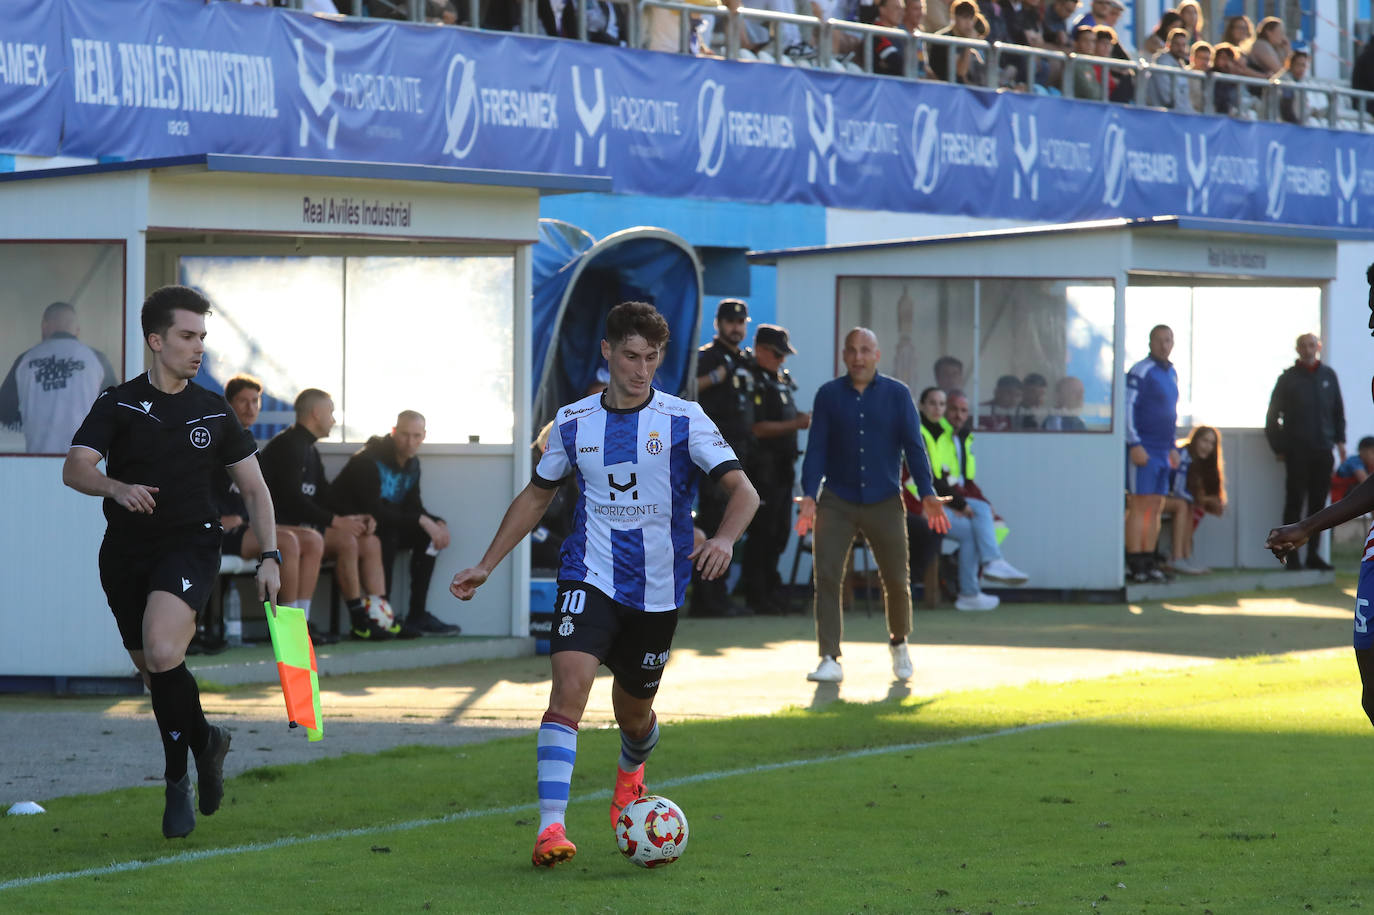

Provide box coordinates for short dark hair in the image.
[606,301,670,349]
[918,386,944,405]
[1359,436,1374,452]
[141,285,211,344]
[293,388,331,419]
[934,355,963,375]
[1023,372,1048,386]
[951,0,976,17]
[224,373,263,402]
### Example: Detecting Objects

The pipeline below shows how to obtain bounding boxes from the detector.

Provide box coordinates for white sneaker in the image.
[1170,556,1210,575]
[955,592,1000,611]
[890,642,913,680]
[981,559,1029,585]
[807,656,843,682]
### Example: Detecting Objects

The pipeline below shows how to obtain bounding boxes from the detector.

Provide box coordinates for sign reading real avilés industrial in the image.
[2,0,1371,229]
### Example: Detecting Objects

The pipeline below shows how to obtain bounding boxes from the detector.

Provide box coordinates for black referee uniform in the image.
[71,373,256,834]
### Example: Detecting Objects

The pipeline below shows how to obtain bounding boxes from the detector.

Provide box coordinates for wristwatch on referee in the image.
[258,549,283,569]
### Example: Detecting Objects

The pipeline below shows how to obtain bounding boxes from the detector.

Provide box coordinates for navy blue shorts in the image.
[1127,450,1172,496]
[552,581,678,699]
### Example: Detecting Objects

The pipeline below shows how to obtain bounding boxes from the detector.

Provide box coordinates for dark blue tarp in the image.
[531,222,701,429]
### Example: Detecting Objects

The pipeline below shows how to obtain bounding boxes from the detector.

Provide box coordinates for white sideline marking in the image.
[0,719,1068,892]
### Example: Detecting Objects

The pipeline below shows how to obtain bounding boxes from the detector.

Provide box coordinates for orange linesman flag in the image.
[263,603,323,741]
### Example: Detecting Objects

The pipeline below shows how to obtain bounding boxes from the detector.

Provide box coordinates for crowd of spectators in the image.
[226,0,1345,125]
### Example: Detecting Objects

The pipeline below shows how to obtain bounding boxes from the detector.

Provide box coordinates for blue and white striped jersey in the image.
[533,389,741,612]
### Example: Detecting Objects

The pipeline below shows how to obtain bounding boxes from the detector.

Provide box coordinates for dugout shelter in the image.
[0,154,608,690]
[752,217,1368,597]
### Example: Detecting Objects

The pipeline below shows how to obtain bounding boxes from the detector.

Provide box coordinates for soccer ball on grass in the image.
[615,795,688,868]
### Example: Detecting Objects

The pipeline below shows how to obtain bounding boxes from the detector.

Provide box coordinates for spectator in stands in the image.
[259,388,396,641]
[1125,324,1179,584]
[979,374,1021,430]
[830,0,869,60]
[1017,372,1048,428]
[1219,15,1269,79]
[924,0,951,32]
[214,374,327,643]
[427,0,459,23]
[873,0,911,74]
[1041,375,1087,430]
[1067,24,1105,99]
[1042,0,1078,50]
[1189,40,1213,111]
[1146,27,1194,111]
[1142,9,1183,59]
[1177,0,1202,41]
[1332,436,1374,502]
[1001,0,1051,86]
[934,355,965,393]
[1243,16,1290,78]
[1162,425,1225,575]
[1353,37,1374,112]
[1278,48,1311,124]
[747,0,806,57]
[921,387,1029,610]
[927,0,989,84]
[0,301,118,454]
[331,410,461,638]
[241,0,337,10]
[1211,43,1243,115]
[904,0,926,34]
[902,0,929,75]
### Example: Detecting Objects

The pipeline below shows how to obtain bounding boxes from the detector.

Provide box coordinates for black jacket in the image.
[259,423,335,529]
[331,434,439,531]
[1265,361,1346,454]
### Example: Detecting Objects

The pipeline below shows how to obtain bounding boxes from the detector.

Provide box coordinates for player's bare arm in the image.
[690,468,759,581]
[227,455,282,606]
[1267,472,1374,561]
[62,446,159,513]
[451,481,559,600]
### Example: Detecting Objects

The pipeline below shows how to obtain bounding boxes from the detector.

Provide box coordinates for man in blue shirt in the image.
[797,328,949,684]
[1124,324,1179,583]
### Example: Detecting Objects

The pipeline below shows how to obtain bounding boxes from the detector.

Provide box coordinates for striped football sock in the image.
[617,711,659,773]
[537,711,579,833]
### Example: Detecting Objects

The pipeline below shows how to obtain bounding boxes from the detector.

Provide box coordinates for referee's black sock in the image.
[148,663,211,781]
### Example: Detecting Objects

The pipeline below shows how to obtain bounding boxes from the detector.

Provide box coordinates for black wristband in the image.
[258,549,283,567]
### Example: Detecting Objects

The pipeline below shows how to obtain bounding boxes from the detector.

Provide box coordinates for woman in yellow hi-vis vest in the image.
[916,387,1028,611]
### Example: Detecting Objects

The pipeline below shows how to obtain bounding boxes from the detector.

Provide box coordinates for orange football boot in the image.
[531,823,577,867]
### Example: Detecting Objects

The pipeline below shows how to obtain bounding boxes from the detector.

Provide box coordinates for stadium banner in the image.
[0,0,63,156]
[45,0,1374,228]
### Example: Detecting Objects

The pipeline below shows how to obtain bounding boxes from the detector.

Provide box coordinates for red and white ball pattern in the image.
[615,795,689,868]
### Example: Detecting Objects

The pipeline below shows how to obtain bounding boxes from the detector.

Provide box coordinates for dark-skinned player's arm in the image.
[450,481,560,600]
[1266,472,1374,563]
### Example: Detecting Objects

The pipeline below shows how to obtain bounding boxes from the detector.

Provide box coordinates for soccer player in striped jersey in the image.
[450,301,759,868]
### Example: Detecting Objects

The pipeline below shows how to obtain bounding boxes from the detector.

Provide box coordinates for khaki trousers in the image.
[811,492,911,659]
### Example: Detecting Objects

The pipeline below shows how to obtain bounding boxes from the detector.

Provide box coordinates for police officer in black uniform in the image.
[63,285,281,839]
[741,324,811,613]
[693,298,756,616]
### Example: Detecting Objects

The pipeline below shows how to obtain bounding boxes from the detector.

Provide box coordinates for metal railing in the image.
[280,0,1374,132]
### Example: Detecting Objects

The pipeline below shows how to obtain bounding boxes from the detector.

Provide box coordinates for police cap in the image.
[716,299,749,321]
[755,324,796,355]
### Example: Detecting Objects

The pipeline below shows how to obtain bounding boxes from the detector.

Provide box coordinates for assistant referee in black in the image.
[62,285,281,839]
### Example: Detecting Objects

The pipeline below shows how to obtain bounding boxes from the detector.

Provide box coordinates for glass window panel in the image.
[180,256,345,441]
[1125,284,1320,430]
[343,256,514,444]
[835,277,976,396]
[0,242,124,455]
[977,279,1115,432]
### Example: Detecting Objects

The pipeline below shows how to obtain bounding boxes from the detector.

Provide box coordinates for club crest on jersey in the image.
[189,426,212,449]
[645,430,663,455]
[558,615,576,637]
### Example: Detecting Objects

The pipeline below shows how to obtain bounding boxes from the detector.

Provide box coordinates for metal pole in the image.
[577,0,588,41]
[726,7,740,59]
[469,0,480,28]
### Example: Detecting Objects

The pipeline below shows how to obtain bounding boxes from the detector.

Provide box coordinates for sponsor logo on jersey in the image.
[608,472,638,501]
[645,431,663,455]
[563,405,596,419]
[189,426,211,448]
[579,445,600,453]
[140,401,153,413]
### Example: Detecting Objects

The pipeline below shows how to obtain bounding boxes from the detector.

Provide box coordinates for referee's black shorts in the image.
[99,523,223,650]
